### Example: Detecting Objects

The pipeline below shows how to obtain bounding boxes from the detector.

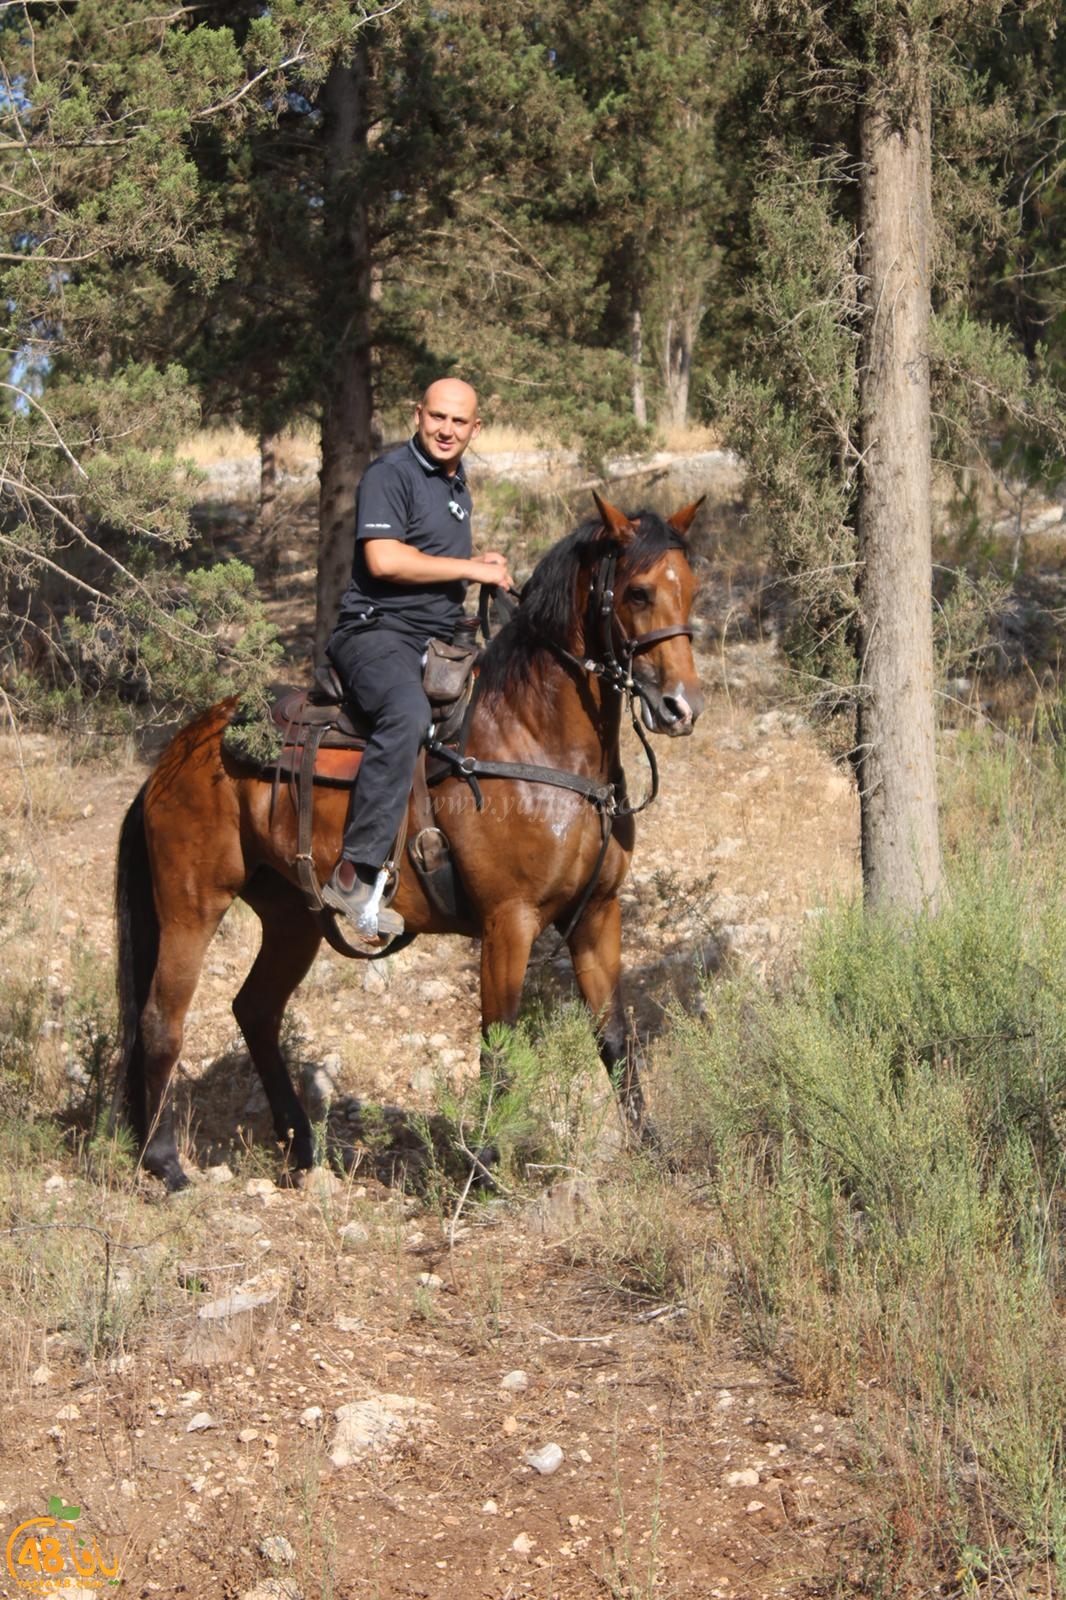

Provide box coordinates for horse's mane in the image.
[478,509,689,702]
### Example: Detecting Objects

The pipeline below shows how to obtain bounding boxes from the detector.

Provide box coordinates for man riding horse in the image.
[323,378,514,940]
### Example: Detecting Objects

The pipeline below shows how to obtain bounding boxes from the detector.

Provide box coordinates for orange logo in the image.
[4,1499,122,1592]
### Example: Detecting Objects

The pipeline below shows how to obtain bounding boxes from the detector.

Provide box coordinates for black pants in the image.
[327,624,431,870]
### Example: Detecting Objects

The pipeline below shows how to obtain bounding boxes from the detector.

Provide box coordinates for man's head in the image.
[414,379,481,474]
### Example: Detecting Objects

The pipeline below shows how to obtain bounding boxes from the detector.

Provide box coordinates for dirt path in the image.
[0,480,872,1600]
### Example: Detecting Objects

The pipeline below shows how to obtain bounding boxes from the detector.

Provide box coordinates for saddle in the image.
[227,638,480,929]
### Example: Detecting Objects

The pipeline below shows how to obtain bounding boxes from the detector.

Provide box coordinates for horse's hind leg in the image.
[566,895,649,1135]
[139,909,231,1191]
[234,872,323,1176]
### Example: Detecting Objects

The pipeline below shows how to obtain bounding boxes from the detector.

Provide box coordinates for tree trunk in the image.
[631,306,647,427]
[259,428,280,589]
[855,52,942,914]
[660,303,699,432]
[314,49,375,665]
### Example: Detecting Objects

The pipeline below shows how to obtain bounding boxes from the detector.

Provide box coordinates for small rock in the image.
[511,1532,535,1555]
[55,1403,80,1421]
[334,1314,362,1333]
[417,1272,443,1290]
[746,1500,766,1514]
[500,1370,528,1394]
[502,1415,518,1437]
[186,1412,216,1433]
[119,1479,137,1499]
[408,1064,436,1097]
[259,1535,296,1565]
[237,1428,259,1444]
[362,964,387,995]
[44,1174,66,1192]
[205,1163,233,1184]
[299,1407,323,1428]
[329,1393,433,1469]
[29,1365,52,1387]
[724,1468,760,1488]
[525,1443,564,1476]
[481,1499,498,1515]
[297,1167,342,1200]
[245,1178,276,1198]
[418,979,451,1003]
[338,1221,369,1247]
[240,1581,303,1600]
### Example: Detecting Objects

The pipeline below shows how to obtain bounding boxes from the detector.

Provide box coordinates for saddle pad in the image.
[275,742,365,788]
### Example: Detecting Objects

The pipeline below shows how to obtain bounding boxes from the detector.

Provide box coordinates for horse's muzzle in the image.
[639,682,704,735]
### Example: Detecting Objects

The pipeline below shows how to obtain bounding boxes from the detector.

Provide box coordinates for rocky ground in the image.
[0,465,877,1600]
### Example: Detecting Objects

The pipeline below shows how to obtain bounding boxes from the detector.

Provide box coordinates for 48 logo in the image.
[5,1498,121,1592]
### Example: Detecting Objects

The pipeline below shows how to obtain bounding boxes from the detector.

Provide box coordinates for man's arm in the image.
[364,539,513,589]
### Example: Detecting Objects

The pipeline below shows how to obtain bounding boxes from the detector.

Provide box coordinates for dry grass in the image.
[176,418,723,473]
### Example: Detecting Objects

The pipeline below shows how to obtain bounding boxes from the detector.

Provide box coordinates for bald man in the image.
[324,379,512,940]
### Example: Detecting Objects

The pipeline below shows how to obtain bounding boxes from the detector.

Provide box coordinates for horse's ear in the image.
[666,497,706,536]
[592,492,636,546]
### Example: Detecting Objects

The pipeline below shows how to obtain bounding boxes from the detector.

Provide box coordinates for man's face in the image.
[415,381,481,472]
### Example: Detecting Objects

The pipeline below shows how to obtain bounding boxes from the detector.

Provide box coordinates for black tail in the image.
[114,783,158,1144]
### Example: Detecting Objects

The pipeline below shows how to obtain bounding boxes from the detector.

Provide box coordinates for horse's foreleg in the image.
[478,902,541,1079]
[567,895,648,1135]
[235,874,323,1175]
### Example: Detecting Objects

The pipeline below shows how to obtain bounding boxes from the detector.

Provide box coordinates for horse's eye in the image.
[627,585,652,607]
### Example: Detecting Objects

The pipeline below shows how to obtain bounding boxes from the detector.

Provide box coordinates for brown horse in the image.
[115,495,704,1190]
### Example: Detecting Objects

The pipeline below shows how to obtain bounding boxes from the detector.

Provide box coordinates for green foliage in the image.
[654,736,1066,1571]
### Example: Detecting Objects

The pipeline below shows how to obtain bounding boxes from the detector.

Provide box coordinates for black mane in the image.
[478,509,689,702]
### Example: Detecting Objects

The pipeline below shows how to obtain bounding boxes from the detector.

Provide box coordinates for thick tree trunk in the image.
[855,55,942,914]
[314,50,375,665]
[631,306,647,427]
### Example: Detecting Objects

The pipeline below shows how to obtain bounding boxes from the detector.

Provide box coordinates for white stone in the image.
[259,1535,296,1565]
[55,1403,80,1421]
[245,1178,276,1198]
[338,1221,369,1247]
[511,1532,535,1555]
[525,1443,564,1476]
[44,1174,66,1192]
[481,1499,498,1515]
[417,1272,443,1290]
[205,1163,233,1184]
[186,1412,215,1433]
[29,1365,52,1387]
[328,1393,432,1469]
[299,1407,323,1428]
[499,1370,528,1393]
[724,1468,760,1488]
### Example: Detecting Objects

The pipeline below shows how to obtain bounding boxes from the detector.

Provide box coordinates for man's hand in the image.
[469,550,514,590]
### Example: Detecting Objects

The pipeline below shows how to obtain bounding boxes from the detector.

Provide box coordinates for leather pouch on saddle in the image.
[422,637,478,741]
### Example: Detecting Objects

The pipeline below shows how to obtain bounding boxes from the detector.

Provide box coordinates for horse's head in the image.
[587,494,705,736]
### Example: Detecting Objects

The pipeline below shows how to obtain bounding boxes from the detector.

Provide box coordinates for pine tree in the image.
[721,0,1066,915]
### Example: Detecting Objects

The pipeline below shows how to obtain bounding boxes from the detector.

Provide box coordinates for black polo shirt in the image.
[334,437,473,643]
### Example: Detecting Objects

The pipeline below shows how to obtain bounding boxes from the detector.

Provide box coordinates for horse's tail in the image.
[114,783,157,1144]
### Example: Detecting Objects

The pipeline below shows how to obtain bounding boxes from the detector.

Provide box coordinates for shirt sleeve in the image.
[355,460,412,543]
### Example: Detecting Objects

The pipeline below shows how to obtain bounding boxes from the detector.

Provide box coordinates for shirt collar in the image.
[408,435,467,490]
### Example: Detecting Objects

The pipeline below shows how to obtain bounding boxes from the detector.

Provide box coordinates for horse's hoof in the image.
[162,1165,190,1193]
